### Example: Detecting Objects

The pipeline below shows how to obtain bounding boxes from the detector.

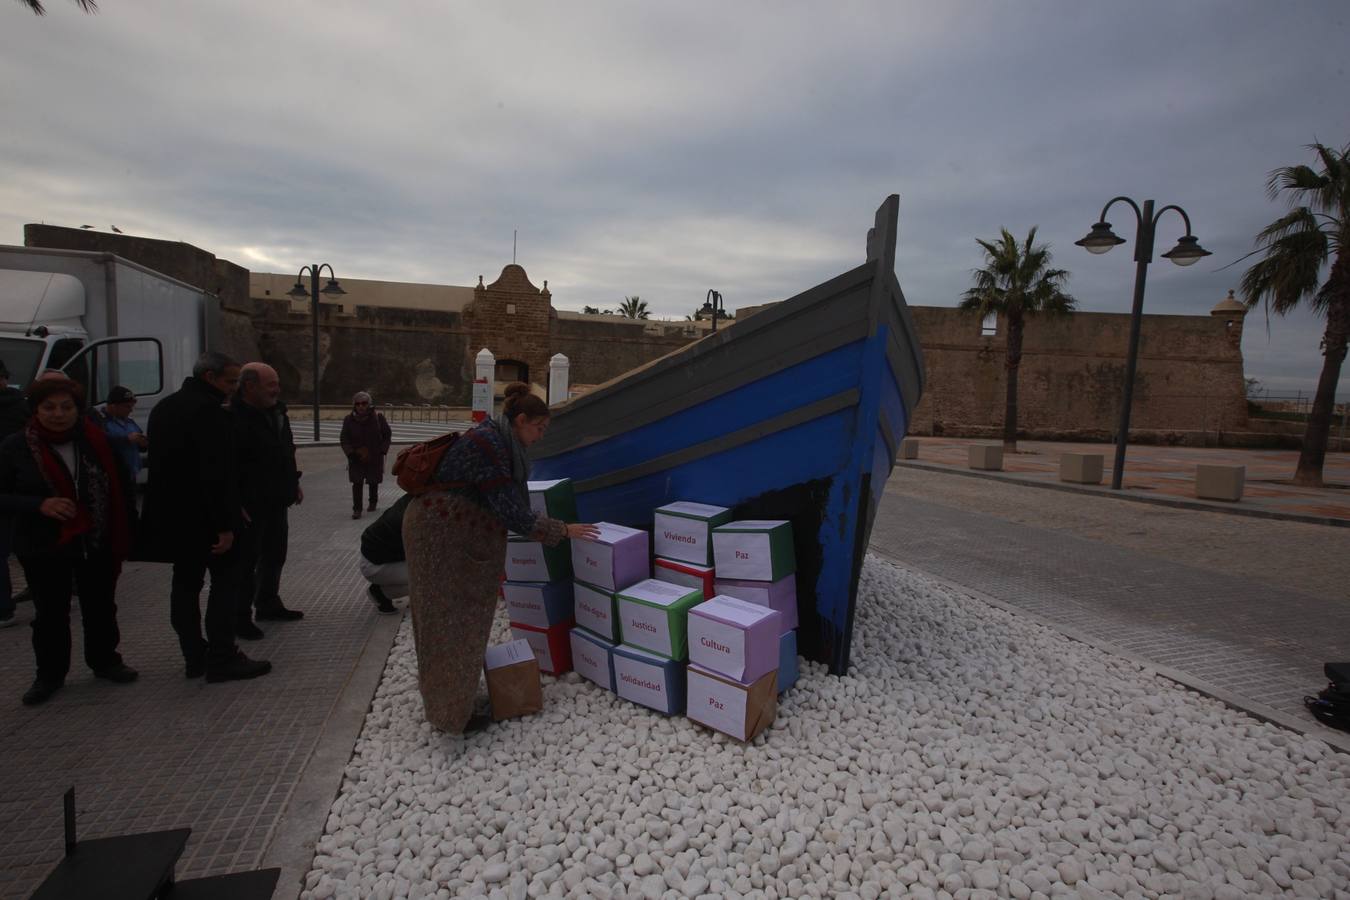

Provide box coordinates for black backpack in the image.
[1304,662,1350,732]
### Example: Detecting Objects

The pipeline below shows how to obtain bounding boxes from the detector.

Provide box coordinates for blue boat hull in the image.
[531,196,924,674]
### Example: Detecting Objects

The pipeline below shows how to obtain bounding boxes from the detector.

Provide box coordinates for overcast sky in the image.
[2,1,1347,398]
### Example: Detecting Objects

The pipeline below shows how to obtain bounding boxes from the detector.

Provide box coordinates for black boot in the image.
[352,483,364,518]
[22,678,63,706]
[367,584,397,614]
[368,487,378,512]
[206,651,272,683]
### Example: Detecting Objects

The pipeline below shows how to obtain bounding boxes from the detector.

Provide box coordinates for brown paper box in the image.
[686,665,778,741]
[485,659,543,721]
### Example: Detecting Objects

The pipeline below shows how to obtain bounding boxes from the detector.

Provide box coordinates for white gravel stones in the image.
[300,555,1350,898]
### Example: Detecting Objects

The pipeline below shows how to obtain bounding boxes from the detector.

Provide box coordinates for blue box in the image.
[570,627,617,692]
[503,581,574,628]
[612,643,686,715]
[778,630,798,694]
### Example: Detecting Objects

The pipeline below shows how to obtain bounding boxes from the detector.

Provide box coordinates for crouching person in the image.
[359,493,411,614]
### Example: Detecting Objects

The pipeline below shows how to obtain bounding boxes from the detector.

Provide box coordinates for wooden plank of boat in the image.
[531,195,925,674]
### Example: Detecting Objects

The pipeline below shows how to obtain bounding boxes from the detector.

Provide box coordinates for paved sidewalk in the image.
[901,436,1350,524]
[0,449,401,900]
[870,464,1350,746]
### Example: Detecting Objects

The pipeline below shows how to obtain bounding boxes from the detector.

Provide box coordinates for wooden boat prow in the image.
[532,195,925,674]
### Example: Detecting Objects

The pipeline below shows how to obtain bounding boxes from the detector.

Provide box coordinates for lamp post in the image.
[701,289,725,333]
[1076,197,1210,490]
[288,265,346,441]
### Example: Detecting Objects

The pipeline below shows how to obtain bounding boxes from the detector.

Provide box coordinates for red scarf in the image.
[27,417,132,562]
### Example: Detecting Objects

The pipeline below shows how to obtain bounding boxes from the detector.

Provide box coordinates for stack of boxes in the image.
[686,595,782,741]
[504,480,579,675]
[568,523,648,697]
[712,520,800,695]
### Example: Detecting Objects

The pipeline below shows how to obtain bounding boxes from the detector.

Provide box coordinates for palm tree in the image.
[16,0,97,13]
[960,227,1075,451]
[618,296,650,320]
[1240,141,1350,488]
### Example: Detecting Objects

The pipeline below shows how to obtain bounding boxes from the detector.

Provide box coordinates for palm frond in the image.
[16,0,97,13]
[1254,207,1322,245]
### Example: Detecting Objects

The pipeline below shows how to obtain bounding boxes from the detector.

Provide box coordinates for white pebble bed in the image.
[301,555,1350,899]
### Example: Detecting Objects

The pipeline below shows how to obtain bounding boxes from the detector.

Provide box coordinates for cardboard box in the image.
[528,478,578,522]
[778,629,798,694]
[654,557,716,599]
[712,520,796,581]
[510,620,574,675]
[484,639,543,721]
[713,574,798,631]
[503,581,574,629]
[569,627,616,692]
[686,665,777,741]
[573,581,619,641]
[570,523,649,592]
[505,535,572,582]
[612,643,685,715]
[687,596,782,683]
[616,578,704,660]
[653,501,733,566]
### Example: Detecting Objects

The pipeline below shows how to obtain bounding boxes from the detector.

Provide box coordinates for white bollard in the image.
[474,348,495,422]
[549,353,570,407]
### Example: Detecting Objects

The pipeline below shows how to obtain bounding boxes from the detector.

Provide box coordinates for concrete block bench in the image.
[898,438,919,459]
[968,443,1003,471]
[1196,464,1245,502]
[1059,452,1104,485]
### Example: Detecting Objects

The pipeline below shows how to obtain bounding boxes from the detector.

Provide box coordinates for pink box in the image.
[570,523,649,592]
[713,575,797,631]
[687,595,782,683]
[654,557,716,599]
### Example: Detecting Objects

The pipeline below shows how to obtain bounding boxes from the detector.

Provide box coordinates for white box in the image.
[570,627,616,692]
[686,665,777,741]
[570,522,649,591]
[574,581,618,642]
[711,520,795,581]
[612,644,685,715]
[653,501,732,566]
[687,595,782,683]
[616,578,703,660]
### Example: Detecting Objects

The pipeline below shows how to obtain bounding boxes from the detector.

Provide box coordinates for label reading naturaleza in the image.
[687,667,750,739]
[613,650,671,712]
[574,583,615,638]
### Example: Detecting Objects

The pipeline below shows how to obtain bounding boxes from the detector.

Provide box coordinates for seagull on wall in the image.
[110,225,123,233]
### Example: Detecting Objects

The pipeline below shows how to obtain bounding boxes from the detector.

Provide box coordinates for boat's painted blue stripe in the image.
[534,339,868,485]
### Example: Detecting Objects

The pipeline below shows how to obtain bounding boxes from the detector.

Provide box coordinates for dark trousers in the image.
[352,482,378,511]
[0,515,14,619]
[236,506,289,622]
[170,548,239,665]
[20,550,123,683]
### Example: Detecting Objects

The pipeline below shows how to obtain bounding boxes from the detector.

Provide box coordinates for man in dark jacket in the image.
[143,351,270,682]
[231,362,304,638]
[359,492,412,614]
[0,359,29,627]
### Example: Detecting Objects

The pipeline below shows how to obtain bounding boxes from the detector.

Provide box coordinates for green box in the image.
[528,478,578,522]
[616,578,704,660]
[653,501,733,567]
[712,520,796,582]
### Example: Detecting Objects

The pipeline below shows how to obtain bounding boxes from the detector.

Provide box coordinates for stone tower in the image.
[1210,289,1248,350]
[462,264,555,395]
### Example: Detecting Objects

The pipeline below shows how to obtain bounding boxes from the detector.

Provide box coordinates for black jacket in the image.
[360,493,412,565]
[231,396,301,515]
[0,424,137,557]
[142,376,241,557]
[0,388,27,444]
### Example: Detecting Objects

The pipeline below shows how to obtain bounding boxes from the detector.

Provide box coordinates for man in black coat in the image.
[231,362,304,638]
[0,359,29,627]
[143,351,270,682]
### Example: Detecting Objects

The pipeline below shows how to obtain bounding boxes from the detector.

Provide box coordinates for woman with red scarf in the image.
[0,376,138,706]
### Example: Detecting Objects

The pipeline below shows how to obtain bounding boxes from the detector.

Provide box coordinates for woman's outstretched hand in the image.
[566,522,601,541]
[39,498,77,521]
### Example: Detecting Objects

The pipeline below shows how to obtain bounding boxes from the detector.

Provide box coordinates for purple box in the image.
[571,523,649,592]
[713,575,798,631]
[687,595,782,683]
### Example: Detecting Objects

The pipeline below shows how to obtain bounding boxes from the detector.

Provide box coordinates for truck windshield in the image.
[0,337,45,388]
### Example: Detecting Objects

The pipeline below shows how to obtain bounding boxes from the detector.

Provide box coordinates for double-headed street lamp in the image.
[1076,197,1210,490]
[702,289,725,333]
[289,264,346,441]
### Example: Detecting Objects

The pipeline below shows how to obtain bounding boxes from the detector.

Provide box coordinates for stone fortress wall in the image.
[22,226,1266,444]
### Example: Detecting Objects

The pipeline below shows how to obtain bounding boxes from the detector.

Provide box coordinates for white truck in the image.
[0,245,221,428]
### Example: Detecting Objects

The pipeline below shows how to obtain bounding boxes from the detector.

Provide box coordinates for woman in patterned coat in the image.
[403,382,597,733]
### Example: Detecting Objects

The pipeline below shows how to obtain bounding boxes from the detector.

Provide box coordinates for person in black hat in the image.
[87,385,147,485]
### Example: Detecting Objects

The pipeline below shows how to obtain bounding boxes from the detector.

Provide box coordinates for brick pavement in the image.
[901,436,1350,523]
[870,465,1350,732]
[0,449,399,900]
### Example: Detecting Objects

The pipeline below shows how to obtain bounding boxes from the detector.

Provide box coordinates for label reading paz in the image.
[712,520,796,582]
